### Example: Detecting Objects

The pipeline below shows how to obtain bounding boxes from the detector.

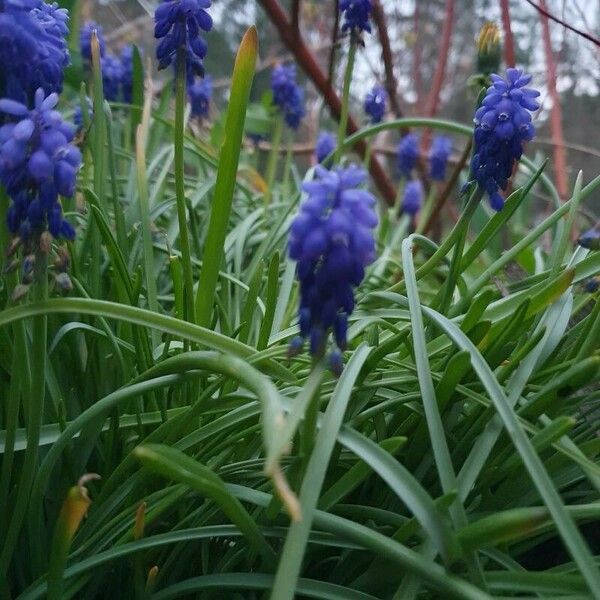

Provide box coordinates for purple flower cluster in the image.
[0,88,81,241]
[315,131,336,163]
[396,133,419,177]
[288,165,378,373]
[340,0,373,35]
[271,64,305,130]
[364,85,387,124]
[188,75,212,118]
[429,135,451,181]
[0,0,70,107]
[471,68,539,210]
[154,0,212,84]
[402,180,423,216]
[80,23,137,103]
[578,227,600,251]
[79,20,105,62]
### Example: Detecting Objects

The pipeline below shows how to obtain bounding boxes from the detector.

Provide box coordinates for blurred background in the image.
[80,0,600,214]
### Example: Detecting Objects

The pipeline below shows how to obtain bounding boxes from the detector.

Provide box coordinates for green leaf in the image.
[195,27,258,327]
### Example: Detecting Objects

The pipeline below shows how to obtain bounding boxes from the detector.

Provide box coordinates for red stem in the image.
[423,0,454,120]
[412,4,423,106]
[500,0,516,67]
[371,0,403,119]
[420,0,454,154]
[257,0,397,205]
[539,0,569,199]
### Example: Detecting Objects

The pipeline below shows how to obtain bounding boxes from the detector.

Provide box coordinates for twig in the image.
[500,0,516,67]
[327,0,341,85]
[539,0,569,199]
[371,0,404,120]
[524,0,600,48]
[412,4,423,106]
[257,0,397,205]
[291,0,301,35]
[423,0,455,122]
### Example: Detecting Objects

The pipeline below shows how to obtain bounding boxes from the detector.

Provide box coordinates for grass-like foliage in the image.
[1,14,599,600]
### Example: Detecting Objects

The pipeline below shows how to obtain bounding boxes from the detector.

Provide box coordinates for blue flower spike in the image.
[0,0,70,107]
[80,20,105,64]
[154,0,213,83]
[188,75,212,118]
[429,135,452,181]
[577,227,600,251]
[340,0,373,36]
[471,67,539,211]
[396,133,419,178]
[0,88,81,243]
[271,64,305,130]
[288,164,378,376]
[315,131,336,164]
[402,180,424,216]
[364,85,387,124]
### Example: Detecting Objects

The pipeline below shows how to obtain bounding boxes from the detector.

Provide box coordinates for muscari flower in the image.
[120,45,135,103]
[102,54,124,102]
[364,85,387,124]
[471,68,539,211]
[154,0,213,84]
[73,96,92,130]
[584,277,599,293]
[271,64,305,130]
[80,20,105,63]
[0,88,81,241]
[315,131,336,163]
[340,0,373,35]
[288,165,378,373]
[402,180,423,216]
[429,135,452,181]
[188,75,212,118]
[0,0,70,107]
[396,133,419,177]
[577,227,600,251]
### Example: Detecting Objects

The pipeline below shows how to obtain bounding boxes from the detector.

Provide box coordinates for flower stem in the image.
[264,114,283,206]
[174,48,196,324]
[335,39,357,163]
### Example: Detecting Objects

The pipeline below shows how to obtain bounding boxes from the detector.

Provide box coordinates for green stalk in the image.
[335,40,357,163]
[416,185,438,235]
[174,47,196,324]
[264,114,283,206]
[0,248,48,581]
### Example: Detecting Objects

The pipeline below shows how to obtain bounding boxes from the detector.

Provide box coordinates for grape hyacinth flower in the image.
[471,68,539,211]
[73,96,92,130]
[271,64,305,130]
[0,0,70,106]
[188,75,212,118]
[315,131,336,163]
[364,85,387,124]
[577,227,600,251]
[120,45,135,103]
[396,133,419,177]
[584,277,599,294]
[288,165,378,374]
[102,54,124,102]
[402,180,423,216]
[0,88,81,242]
[340,0,373,35]
[154,0,213,84]
[80,20,105,64]
[429,135,452,181]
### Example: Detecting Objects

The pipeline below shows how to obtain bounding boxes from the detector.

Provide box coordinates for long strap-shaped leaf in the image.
[378,292,600,598]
